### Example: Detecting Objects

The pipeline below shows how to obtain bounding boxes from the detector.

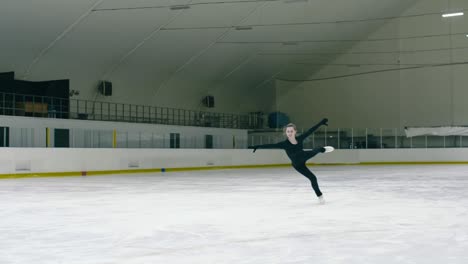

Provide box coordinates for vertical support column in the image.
[113,129,117,148]
[46,127,50,148]
[139,131,142,148]
[337,128,340,149]
[365,128,368,149]
[380,128,383,149]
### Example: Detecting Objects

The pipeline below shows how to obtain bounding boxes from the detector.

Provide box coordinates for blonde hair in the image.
[283,123,297,134]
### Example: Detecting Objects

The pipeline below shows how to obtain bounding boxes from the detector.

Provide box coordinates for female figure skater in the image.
[249,118,333,203]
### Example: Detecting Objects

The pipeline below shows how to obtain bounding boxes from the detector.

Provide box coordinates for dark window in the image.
[0,127,9,147]
[170,133,180,148]
[54,129,70,148]
[205,135,213,149]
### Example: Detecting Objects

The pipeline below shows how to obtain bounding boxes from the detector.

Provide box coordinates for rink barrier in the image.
[2,162,468,179]
[0,164,292,179]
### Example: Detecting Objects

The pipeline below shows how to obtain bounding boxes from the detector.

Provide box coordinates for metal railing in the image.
[1,126,249,149]
[249,127,468,149]
[3,125,467,149]
[4,92,467,149]
[0,92,263,129]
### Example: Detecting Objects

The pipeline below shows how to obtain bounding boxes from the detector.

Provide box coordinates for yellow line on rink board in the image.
[2,161,468,179]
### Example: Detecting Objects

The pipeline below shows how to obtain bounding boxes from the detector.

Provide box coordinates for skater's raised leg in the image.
[303,146,335,161]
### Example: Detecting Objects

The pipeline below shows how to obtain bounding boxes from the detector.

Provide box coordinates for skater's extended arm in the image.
[249,142,285,153]
[297,118,328,141]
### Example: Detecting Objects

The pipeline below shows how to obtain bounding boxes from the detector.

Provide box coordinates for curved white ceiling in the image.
[1,0,441,109]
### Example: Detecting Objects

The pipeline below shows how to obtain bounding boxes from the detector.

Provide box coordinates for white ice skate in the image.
[324,146,334,153]
[318,195,325,205]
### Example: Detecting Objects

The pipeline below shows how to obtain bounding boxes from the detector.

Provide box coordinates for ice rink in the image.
[1,165,467,264]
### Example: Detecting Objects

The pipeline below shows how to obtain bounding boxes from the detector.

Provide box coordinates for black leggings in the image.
[291,147,325,197]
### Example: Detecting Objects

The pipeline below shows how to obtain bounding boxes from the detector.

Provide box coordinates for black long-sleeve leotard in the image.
[252,120,325,165]
[250,119,328,197]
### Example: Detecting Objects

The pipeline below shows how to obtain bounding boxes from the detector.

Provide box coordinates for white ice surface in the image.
[1,165,468,264]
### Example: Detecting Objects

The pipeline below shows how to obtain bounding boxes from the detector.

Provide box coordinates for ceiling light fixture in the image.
[282,41,298,46]
[235,26,253,30]
[442,12,464,17]
[170,5,190,10]
[284,0,308,3]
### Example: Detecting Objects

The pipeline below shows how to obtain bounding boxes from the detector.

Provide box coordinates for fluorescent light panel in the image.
[442,12,464,17]
[284,0,308,3]
[170,5,190,10]
[235,26,253,30]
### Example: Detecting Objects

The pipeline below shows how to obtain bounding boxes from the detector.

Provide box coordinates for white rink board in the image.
[2,148,468,175]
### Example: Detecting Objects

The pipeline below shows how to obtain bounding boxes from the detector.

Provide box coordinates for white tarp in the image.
[405,126,468,137]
